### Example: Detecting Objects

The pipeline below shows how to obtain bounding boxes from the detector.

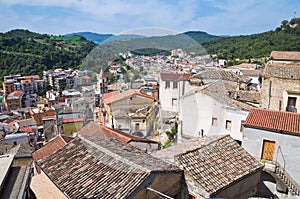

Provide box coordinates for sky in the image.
[0,0,299,36]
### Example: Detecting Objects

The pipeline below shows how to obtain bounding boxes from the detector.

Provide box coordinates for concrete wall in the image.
[243,127,300,185]
[260,77,300,113]
[213,170,262,199]
[62,121,83,136]
[179,91,248,142]
[159,79,195,113]
[130,171,188,199]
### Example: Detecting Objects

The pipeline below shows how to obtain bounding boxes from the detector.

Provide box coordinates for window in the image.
[135,123,140,132]
[211,117,218,127]
[279,100,282,111]
[286,97,297,112]
[173,81,178,89]
[165,81,170,88]
[225,120,232,130]
[240,120,245,132]
[172,98,177,106]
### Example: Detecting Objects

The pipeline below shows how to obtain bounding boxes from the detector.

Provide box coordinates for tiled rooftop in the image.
[271,51,300,61]
[18,127,36,133]
[262,63,300,79]
[32,136,68,162]
[176,135,263,196]
[7,91,23,98]
[79,122,157,144]
[160,73,190,81]
[62,117,83,124]
[240,69,261,76]
[38,136,179,198]
[244,108,300,135]
[187,80,254,111]
[228,90,260,104]
[190,70,251,84]
[227,63,258,69]
[152,136,222,163]
[103,89,153,105]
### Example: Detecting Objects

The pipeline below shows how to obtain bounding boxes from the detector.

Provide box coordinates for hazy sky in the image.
[0,0,298,36]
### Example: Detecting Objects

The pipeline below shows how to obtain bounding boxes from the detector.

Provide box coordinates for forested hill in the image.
[0,29,96,80]
[202,18,300,61]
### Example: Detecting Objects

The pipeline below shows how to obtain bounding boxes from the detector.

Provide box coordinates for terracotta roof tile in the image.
[24,75,40,79]
[37,136,179,198]
[32,136,67,162]
[262,63,300,79]
[79,122,157,144]
[32,136,68,162]
[190,70,251,84]
[227,63,258,69]
[160,73,190,81]
[240,69,261,76]
[188,80,254,111]
[271,51,300,61]
[244,108,300,135]
[62,117,83,124]
[19,127,36,133]
[7,91,23,98]
[176,135,263,196]
[103,89,153,104]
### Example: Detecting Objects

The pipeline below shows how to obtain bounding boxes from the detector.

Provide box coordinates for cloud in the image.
[0,0,298,35]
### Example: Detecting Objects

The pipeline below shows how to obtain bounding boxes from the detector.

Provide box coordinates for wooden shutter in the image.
[261,140,275,161]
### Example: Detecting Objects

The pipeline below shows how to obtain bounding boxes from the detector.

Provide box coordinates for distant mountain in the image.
[183,31,220,43]
[65,32,113,44]
[104,34,146,42]
[65,32,146,44]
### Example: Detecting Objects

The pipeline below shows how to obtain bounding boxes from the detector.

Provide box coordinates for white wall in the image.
[242,127,300,185]
[179,91,248,142]
[159,79,196,113]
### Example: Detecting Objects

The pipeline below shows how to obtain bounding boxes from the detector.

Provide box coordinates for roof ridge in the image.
[177,135,229,157]
[78,135,151,173]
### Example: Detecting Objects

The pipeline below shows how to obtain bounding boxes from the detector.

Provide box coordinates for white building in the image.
[159,73,194,113]
[178,80,251,142]
[243,108,300,196]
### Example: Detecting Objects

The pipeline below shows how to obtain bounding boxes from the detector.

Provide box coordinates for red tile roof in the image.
[79,122,157,144]
[20,79,32,83]
[103,89,154,104]
[7,90,23,98]
[19,127,36,133]
[63,117,83,124]
[24,75,40,79]
[271,51,300,61]
[160,73,190,81]
[32,136,68,162]
[244,108,300,135]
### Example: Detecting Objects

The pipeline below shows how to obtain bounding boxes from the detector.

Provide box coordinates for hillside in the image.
[0,29,96,79]
[202,18,300,62]
[65,32,146,44]
[183,31,220,43]
[65,32,113,44]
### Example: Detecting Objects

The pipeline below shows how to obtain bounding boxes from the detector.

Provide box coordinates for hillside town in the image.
[0,49,300,199]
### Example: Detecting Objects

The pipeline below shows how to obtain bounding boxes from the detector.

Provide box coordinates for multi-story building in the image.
[3,74,46,95]
[260,51,300,113]
[5,90,24,111]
